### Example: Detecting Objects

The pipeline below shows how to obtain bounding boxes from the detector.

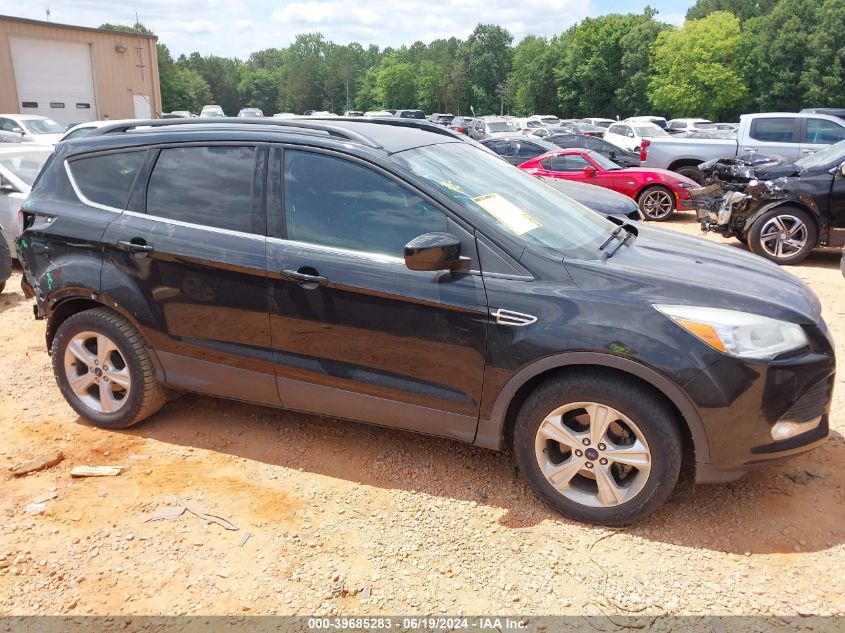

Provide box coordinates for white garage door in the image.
[9,37,98,127]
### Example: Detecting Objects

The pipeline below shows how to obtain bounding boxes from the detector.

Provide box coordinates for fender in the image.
[741,199,823,238]
[474,351,711,463]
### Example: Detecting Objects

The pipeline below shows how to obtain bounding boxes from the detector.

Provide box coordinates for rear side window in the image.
[750,118,796,143]
[516,142,544,158]
[146,146,256,232]
[283,150,446,257]
[70,151,145,209]
[806,119,845,144]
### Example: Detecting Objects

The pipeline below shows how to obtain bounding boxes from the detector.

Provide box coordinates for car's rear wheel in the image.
[514,373,682,525]
[748,206,817,265]
[52,307,166,429]
[675,165,704,184]
[638,185,676,221]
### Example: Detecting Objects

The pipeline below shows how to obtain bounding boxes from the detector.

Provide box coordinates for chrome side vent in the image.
[491,308,538,327]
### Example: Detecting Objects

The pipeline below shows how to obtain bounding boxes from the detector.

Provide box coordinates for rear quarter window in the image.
[69,151,146,209]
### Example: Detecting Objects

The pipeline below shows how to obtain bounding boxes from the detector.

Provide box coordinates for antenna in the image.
[45,6,51,20]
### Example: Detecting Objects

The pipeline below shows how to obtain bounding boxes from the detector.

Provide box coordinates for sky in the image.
[0,0,690,59]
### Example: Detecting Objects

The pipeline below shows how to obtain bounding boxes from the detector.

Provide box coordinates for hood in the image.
[700,154,799,183]
[564,223,821,324]
[538,176,640,219]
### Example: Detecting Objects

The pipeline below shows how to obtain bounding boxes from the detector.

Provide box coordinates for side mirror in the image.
[584,166,597,177]
[11,127,24,135]
[405,232,464,272]
[0,176,15,192]
[627,132,635,138]
[840,162,845,177]
[609,151,617,160]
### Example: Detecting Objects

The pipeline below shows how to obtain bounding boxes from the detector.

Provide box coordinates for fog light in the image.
[771,417,822,441]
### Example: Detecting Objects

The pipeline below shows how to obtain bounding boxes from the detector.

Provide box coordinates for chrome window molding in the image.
[121,210,265,241]
[63,160,124,214]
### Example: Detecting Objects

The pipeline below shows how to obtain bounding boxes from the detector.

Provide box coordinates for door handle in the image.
[801,149,816,154]
[282,269,328,286]
[117,240,154,254]
[742,147,757,153]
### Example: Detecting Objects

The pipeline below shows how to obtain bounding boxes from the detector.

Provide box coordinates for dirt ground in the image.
[1,213,844,619]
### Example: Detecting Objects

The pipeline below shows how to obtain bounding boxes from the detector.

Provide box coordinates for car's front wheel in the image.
[637,185,676,221]
[514,373,682,525]
[748,206,817,264]
[52,307,166,428]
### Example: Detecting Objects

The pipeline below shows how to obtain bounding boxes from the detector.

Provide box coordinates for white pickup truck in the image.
[641,112,845,183]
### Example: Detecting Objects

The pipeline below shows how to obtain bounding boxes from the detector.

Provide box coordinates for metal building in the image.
[0,15,162,126]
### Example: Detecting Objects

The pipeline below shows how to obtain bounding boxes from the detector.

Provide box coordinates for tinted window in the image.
[516,142,544,158]
[750,118,796,143]
[549,134,578,148]
[583,137,609,152]
[284,150,446,257]
[806,119,845,144]
[484,140,511,156]
[146,146,256,232]
[607,125,624,135]
[70,151,145,209]
[64,127,95,140]
[668,121,684,129]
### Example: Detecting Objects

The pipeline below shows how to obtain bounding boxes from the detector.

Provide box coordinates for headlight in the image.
[655,305,808,360]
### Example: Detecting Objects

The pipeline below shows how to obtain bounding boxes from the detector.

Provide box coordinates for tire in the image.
[748,206,817,265]
[675,165,704,184]
[637,185,676,221]
[735,232,748,245]
[513,372,683,525]
[51,307,166,429]
[0,281,5,294]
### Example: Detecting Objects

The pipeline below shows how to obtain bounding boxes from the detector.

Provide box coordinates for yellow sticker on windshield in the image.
[472,193,541,235]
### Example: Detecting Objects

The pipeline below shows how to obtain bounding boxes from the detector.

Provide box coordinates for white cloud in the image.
[0,0,597,57]
[658,12,686,26]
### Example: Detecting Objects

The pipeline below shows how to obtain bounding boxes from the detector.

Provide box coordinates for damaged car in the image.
[691,140,845,264]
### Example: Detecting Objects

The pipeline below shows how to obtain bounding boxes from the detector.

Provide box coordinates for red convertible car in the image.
[518,148,698,220]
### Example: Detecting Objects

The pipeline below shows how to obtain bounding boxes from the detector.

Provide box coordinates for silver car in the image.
[468,117,520,141]
[0,145,53,257]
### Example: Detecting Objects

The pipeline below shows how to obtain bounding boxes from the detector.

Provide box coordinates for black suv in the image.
[18,118,834,525]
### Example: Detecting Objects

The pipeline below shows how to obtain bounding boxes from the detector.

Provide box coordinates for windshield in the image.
[633,125,669,138]
[392,142,614,260]
[0,149,52,186]
[23,119,64,135]
[586,150,621,171]
[795,139,845,171]
[487,122,513,132]
[693,122,715,129]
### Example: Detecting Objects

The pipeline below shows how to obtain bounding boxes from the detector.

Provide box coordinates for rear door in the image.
[265,147,488,441]
[744,117,800,160]
[99,143,278,406]
[801,118,845,157]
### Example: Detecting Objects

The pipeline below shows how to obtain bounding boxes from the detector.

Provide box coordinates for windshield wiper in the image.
[598,225,636,260]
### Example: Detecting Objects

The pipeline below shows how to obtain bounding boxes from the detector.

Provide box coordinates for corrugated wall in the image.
[0,16,161,119]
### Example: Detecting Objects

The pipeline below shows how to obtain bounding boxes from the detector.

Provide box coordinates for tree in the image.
[686,0,779,21]
[99,22,153,35]
[238,68,280,115]
[375,54,416,108]
[182,54,242,115]
[800,0,845,105]
[648,12,749,120]
[616,16,670,117]
[461,24,513,114]
[508,36,556,116]
[738,0,822,111]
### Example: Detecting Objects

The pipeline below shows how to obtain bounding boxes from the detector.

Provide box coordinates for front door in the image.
[99,143,278,406]
[266,147,488,441]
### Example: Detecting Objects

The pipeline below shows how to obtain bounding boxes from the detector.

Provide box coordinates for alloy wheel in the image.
[534,402,652,508]
[639,189,674,220]
[63,331,131,414]
[759,214,808,259]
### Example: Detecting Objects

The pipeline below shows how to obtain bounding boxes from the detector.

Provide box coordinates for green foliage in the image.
[648,12,749,120]
[509,36,556,116]
[687,0,779,21]
[461,24,513,112]
[374,54,416,108]
[800,0,845,105]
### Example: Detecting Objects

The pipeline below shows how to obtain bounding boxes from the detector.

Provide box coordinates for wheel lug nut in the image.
[575,449,583,457]
[582,438,590,446]
[600,458,608,465]
[585,462,594,468]
[598,443,606,450]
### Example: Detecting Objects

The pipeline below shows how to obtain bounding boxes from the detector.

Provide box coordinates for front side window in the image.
[70,151,145,209]
[750,118,796,143]
[284,150,447,257]
[146,146,256,232]
[549,154,591,172]
[392,141,614,260]
[806,119,845,145]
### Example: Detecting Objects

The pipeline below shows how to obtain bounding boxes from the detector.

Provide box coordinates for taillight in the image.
[639,139,650,162]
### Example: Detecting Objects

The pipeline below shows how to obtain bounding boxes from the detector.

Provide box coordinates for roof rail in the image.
[83,116,461,147]
[85,117,380,148]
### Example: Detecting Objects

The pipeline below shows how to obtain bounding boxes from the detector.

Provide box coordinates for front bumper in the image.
[686,323,835,483]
